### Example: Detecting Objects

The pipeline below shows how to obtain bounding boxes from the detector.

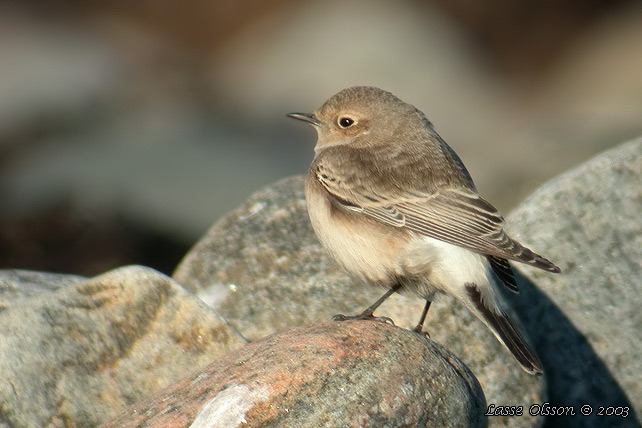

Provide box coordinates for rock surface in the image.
[4,137,640,427]
[505,137,642,428]
[101,320,487,428]
[174,138,642,427]
[0,265,246,428]
[174,177,544,428]
[0,269,85,303]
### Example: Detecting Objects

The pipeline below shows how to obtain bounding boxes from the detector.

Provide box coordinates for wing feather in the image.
[315,165,560,273]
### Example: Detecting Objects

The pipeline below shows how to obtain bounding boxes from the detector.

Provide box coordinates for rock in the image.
[0,269,85,304]
[174,177,544,428]
[101,320,487,428]
[174,138,642,427]
[505,138,642,428]
[0,265,247,428]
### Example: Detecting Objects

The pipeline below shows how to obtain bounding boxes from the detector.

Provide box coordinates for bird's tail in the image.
[464,283,542,375]
[507,238,561,273]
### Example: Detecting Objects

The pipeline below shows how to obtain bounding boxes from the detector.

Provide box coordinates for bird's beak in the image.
[287,112,321,126]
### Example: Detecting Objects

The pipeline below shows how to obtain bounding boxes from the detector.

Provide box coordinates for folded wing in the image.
[316,167,560,275]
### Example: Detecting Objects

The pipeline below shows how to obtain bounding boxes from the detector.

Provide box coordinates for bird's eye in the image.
[337,117,355,128]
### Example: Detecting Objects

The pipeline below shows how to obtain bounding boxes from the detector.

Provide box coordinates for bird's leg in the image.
[413,299,432,334]
[333,283,402,325]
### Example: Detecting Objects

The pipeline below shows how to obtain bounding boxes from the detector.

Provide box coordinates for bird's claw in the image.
[332,313,396,326]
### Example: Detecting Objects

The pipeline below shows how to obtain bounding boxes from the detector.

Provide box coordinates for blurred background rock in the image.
[1,0,641,276]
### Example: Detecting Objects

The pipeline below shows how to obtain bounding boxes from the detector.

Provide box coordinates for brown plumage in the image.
[289,86,560,375]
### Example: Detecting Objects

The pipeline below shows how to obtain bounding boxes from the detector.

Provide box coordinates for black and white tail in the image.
[464,283,542,375]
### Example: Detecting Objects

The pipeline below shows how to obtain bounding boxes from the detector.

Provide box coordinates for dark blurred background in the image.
[2,0,641,276]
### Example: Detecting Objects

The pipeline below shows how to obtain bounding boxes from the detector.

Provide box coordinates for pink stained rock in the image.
[101,320,487,428]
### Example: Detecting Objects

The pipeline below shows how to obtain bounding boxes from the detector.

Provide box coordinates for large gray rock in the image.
[505,138,642,428]
[174,178,544,428]
[174,138,642,428]
[102,320,487,428]
[0,265,247,428]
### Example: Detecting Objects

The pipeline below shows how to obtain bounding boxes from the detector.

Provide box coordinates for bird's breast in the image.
[305,173,409,285]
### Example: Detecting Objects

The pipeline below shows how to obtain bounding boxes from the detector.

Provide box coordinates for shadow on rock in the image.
[506,270,638,428]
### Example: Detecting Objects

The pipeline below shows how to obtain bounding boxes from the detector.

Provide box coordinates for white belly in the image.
[402,236,496,301]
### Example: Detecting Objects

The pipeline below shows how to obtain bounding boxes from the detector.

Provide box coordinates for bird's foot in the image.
[412,324,431,337]
[332,313,395,326]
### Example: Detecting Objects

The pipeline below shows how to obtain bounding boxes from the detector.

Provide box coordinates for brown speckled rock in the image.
[0,265,247,428]
[101,320,487,428]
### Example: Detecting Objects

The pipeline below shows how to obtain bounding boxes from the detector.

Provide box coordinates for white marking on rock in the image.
[239,202,267,221]
[189,383,269,428]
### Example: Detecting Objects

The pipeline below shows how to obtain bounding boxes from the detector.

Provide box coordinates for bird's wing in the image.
[315,167,560,274]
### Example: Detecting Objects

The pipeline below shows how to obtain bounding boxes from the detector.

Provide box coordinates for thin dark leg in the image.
[333,283,402,323]
[357,284,402,317]
[413,299,432,333]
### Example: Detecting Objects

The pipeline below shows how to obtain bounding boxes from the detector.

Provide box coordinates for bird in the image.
[287,86,561,375]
